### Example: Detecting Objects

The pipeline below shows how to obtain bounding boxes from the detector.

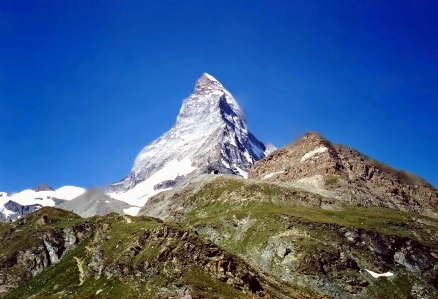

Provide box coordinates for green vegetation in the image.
[324,175,339,186]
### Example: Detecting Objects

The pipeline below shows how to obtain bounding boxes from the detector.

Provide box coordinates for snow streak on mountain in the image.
[108,73,274,206]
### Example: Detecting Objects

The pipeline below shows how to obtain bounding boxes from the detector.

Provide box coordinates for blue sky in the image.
[1,0,437,191]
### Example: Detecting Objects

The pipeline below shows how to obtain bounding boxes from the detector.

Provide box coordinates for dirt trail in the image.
[123,215,132,223]
[73,257,85,286]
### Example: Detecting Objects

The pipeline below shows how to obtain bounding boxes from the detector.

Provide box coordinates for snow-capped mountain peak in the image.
[108,73,274,209]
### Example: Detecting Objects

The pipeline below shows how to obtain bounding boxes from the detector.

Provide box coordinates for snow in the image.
[54,186,86,200]
[300,146,328,162]
[105,201,109,203]
[243,150,253,162]
[1,207,15,217]
[365,269,394,278]
[204,73,219,82]
[235,166,248,179]
[96,289,103,295]
[0,186,85,216]
[123,207,141,216]
[3,190,56,206]
[109,157,196,206]
[221,159,230,168]
[262,171,283,179]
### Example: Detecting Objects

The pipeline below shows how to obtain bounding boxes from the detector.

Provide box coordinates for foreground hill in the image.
[0,207,327,299]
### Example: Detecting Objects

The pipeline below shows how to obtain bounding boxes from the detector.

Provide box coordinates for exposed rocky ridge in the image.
[32,184,55,192]
[139,174,335,221]
[87,216,307,298]
[108,73,273,202]
[248,132,438,217]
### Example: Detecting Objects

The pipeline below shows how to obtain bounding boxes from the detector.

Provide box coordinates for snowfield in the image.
[109,157,195,207]
[0,186,85,219]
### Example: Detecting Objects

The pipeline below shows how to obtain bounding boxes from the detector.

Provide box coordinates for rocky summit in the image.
[107,73,273,205]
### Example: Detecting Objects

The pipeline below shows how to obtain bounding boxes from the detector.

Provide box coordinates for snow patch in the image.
[262,171,283,179]
[1,207,15,217]
[300,146,328,162]
[243,150,253,163]
[221,160,230,168]
[123,207,141,216]
[235,166,248,179]
[365,269,394,278]
[96,289,103,295]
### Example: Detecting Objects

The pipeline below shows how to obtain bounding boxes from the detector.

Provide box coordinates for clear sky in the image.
[1,0,437,192]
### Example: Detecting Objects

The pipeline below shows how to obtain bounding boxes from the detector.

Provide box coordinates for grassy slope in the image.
[178,177,438,299]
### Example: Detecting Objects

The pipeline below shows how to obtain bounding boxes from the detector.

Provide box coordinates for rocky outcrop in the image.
[3,200,42,219]
[253,217,438,298]
[0,210,93,296]
[249,132,438,217]
[88,217,268,297]
[32,184,55,192]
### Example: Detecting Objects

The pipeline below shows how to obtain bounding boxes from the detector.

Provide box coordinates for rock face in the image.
[108,73,273,204]
[248,132,438,217]
[0,208,93,296]
[2,200,42,220]
[31,184,55,192]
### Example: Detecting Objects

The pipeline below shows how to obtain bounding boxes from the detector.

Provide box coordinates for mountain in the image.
[0,185,85,222]
[107,73,274,207]
[248,132,438,217]
[1,132,438,298]
[57,188,135,218]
